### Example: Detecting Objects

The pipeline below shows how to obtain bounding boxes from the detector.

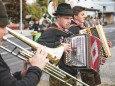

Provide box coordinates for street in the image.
[99,24,115,86]
[0,24,115,86]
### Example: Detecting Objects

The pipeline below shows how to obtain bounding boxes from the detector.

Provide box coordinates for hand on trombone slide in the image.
[29,47,49,70]
[21,47,49,77]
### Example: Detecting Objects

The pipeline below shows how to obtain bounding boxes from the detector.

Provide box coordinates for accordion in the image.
[65,34,101,72]
[80,24,111,58]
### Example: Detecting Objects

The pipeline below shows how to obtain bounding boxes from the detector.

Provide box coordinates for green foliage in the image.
[4,0,65,22]
[26,0,65,19]
[3,0,26,23]
[58,0,65,3]
[27,0,48,19]
[36,0,48,6]
[27,4,42,18]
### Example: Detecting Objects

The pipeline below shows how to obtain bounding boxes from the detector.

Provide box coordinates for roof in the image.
[85,8,100,11]
[98,11,114,14]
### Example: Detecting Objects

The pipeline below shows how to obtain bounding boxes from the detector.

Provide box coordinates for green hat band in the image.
[57,9,73,14]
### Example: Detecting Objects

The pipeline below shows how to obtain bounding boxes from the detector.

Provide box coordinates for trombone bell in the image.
[6,27,64,65]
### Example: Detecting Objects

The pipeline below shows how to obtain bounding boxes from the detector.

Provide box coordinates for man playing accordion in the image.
[69,6,112,86]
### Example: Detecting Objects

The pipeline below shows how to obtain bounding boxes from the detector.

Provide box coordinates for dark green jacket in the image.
[0,54,42,86]
[37,23,78,76]
[69,20,82,34]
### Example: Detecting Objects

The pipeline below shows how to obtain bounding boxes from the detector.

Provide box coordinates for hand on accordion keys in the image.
[61,43,72,54]
[99,50,108,65]
[107,39,112,47]
[100,39,111,64]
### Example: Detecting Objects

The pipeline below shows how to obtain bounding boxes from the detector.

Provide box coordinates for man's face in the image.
[0,26,8,45]
[57,15,72,29]
[75,11,87,23]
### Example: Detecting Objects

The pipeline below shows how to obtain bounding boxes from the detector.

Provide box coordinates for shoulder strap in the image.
[70,24,79,27]
[49,26,67,33]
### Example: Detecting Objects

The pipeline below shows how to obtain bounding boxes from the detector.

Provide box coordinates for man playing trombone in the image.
[0,1,49,86]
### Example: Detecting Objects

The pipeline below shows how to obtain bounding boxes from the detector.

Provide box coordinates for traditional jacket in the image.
[37,23,78,76]
[69,20,84,34]
[0,54,42,86]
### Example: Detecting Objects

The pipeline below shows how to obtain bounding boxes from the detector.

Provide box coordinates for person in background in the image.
[37,3,77,86]
[39,14,47,27]
[32,19,39,32]
[29,18,34,30]
[31,19,40,41]
[0,1,49,86]
[84,15,92,28]
[41,18,52,31]
[69,6,87,34]
[33,18,52,42]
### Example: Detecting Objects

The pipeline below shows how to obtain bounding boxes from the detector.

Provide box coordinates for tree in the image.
[3,0,26,23]
[26,0,49,19]
[27,3,42,18]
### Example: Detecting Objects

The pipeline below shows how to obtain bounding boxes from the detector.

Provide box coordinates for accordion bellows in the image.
[65,34,101,72]
[80,24,111,58]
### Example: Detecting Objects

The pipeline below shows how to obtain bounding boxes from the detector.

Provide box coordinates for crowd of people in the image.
[0,1,112,86]
[84,15,103,28]
[29,14,52,41]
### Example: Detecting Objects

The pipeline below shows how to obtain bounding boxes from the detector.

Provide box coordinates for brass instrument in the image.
[0,27,89,86]
[6,27,64,65]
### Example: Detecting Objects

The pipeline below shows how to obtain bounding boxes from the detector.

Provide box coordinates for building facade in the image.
[65,0,115,24]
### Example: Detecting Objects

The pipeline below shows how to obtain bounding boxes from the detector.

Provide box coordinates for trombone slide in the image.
[1,27,89,86]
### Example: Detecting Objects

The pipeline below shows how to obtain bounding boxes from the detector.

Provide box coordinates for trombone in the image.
[0,27,89,86]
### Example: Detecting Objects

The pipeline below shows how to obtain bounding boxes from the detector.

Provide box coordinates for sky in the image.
[26,0,36,4]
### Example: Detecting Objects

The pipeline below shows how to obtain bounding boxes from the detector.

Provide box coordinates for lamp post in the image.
[101,5,104,26]
[20,0,23,34]
[103,6,106,25]
[114,3,115,23]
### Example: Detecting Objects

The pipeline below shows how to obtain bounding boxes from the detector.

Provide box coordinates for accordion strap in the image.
[49,26,68,34]
[70,24,79,27]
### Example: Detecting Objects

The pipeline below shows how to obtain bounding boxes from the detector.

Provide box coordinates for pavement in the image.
[104,23,115,28]
[5,29,34,38]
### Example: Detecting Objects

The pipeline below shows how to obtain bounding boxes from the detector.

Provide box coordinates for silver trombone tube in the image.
[0,46,27,61]
[0,46,88,86]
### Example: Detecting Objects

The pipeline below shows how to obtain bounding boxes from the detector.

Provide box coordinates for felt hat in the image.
[53,3,73,16]
[0,1,9,26]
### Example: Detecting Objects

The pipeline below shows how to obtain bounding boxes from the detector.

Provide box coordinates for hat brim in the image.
[53,9,73,16]
[53,13,73,16]
[0,18,9,26]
